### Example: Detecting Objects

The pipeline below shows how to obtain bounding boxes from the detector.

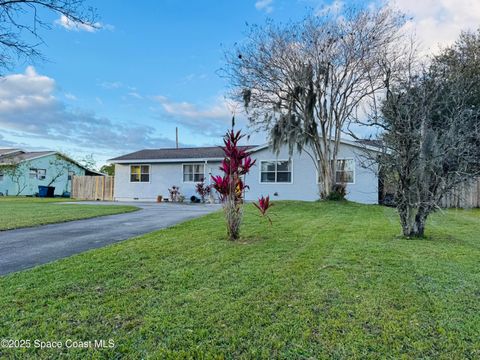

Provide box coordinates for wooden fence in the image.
[71,176,114,201]
[440,178,480,208]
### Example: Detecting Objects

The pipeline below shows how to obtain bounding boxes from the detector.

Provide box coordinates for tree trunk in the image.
[412,208,428,238]
[224,194,242,241]
[318,159,333,199]
[399,206,427,238]
[321,177,332,199]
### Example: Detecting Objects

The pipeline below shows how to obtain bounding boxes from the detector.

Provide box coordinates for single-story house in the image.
[109,139,381,204]
[0,149,101,196]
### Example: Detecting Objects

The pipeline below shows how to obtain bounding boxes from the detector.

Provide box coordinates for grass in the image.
[0,201,479,359]
[0,197,138,230]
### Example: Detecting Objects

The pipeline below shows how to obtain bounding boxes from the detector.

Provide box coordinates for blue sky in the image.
[1,0,479,165]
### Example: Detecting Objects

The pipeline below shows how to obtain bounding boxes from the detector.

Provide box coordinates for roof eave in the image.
[109,157,225,164]
[248,139,382,154]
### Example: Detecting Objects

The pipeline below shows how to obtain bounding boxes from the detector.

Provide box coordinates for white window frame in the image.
[259,159,293,184]
[334,158,355,185]
[29,168,46,180]
[182,163,205,183]
[316,158,356,185]
[129,164,150,183]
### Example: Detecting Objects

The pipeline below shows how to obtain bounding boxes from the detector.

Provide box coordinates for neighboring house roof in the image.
[0,149,104,176]
[109,146,257,163]
[0,149,23,156]
[0,151,57,165]
[109,137,383,164]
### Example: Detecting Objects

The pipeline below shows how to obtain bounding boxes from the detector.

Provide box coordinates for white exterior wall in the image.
[113,143,379,204]
[244,143,378,203]
[114,161,222,202]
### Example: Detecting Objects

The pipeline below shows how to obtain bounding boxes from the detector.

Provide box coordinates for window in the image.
[68,171,75,180]
[333,159,355,184]
[0,171,3,182]
[130,165,150,182]
[183,164,204,182]
[29,168,46,180]
[260,160,292,183]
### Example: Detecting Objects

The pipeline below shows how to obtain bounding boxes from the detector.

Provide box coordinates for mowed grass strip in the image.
[0,201,479,359]
[0,197,138,230]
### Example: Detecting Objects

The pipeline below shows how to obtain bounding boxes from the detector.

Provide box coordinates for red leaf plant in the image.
[195,178,211,202]
[253,195,273,224]
[211,129,256,240]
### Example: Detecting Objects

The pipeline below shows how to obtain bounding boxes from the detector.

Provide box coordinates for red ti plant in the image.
[195,178,211,203]
[254,195,273,224]
[211,129,256,240]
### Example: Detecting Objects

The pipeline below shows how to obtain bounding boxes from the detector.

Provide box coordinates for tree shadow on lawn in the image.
[392,233,465,245]
[212,233,267,245]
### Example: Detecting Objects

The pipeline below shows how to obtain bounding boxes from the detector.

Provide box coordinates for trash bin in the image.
[38,186,55,198]
[38,186,48,197]
[47,186,55,197]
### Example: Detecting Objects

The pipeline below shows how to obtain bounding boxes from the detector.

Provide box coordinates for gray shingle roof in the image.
[0,149,21,156]
[109,146,258,162]
[0,151,56,164]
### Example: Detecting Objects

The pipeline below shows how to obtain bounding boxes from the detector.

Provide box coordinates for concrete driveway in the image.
[0,202,220,275]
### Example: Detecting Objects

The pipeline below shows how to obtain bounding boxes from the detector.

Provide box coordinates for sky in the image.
[1,0,480,166]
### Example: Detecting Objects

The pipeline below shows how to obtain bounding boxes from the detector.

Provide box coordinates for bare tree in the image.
[0,0,97,71]
[0,160,30,195]
[224,6,406,198]
[375,40,480,237]
[46,154,75,188]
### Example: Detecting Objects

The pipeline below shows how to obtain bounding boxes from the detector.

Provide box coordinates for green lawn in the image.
[0,197,138,230]
[0,201,479,359]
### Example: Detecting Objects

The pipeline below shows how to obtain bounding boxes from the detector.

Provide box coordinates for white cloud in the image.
[0,67,175,151]
[153,96,243,137]
[394,0,480,53]
[255,0,274,13]
[128,92,143,99]
[54,15,114,32]
[0,134,24,148]
[99,81,123,89]
[154,96,232,119]
[315,0,343,16]
[64,93,77,100]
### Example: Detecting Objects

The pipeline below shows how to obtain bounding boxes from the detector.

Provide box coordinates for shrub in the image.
[195,179,212,203]
[254,195,273,224]
[326,184,347,201]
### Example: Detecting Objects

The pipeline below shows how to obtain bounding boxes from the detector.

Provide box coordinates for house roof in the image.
[0,149,21,156]
[354,139,384,148]
[109,146,257,163]
[0,151,56,165]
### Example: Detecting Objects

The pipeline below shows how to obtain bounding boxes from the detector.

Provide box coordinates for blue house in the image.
[0,149,100,196]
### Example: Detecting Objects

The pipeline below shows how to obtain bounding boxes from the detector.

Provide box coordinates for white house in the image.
[109,139,381,204]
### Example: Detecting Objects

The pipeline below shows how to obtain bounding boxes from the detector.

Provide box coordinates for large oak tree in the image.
[224,6,406,198]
